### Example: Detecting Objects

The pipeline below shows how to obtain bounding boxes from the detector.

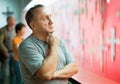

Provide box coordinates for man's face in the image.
[32,7,54,35]
[8,17,16,26]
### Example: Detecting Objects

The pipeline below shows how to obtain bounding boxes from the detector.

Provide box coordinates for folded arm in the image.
[35,36,60,80]
[53,62,78,79]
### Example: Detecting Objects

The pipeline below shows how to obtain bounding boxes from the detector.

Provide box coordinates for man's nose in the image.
[49,19,53,25]
[49,17,53,25]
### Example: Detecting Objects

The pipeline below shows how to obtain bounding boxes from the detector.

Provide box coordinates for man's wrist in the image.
[52,71,58,79]
[50,45,59,50]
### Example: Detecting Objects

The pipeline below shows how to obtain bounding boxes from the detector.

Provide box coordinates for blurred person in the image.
[0,16,16,84]
[18,4,78,84]
[12,23,26,84]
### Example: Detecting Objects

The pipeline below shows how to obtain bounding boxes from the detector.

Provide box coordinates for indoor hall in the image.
[0,0,120,84]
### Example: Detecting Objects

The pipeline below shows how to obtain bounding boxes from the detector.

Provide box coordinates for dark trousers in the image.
[0,52,15,84]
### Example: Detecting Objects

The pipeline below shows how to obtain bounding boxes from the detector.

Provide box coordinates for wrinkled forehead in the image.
[44,7,51,15]
[34,7,51,17]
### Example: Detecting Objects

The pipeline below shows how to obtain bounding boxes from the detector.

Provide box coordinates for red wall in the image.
[104,0,120,82]
[51,0,120,83]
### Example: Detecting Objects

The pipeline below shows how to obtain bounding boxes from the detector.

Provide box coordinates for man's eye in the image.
[43,18,47,20]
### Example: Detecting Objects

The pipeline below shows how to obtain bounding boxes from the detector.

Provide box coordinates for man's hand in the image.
[4,52,9,58]
[52,71,59,79]
[47,34,60,48]
[35,34,60,80]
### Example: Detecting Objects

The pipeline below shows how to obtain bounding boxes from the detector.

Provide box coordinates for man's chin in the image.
[48,31,54,35]
[51,29,55,33]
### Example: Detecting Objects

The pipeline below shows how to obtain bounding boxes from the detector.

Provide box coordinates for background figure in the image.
[18,4,78,84]
[0,16,16,84]
[12,23,26,84]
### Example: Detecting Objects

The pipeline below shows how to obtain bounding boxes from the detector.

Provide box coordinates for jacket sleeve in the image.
[0,29,8,54]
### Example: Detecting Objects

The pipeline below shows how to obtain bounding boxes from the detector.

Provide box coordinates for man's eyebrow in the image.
[39,14,46,19]
[40,13,51,19]
[44,14,50,18]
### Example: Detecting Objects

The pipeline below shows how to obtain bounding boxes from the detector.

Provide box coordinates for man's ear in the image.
[30,21,33,29]
[30,21,36,29]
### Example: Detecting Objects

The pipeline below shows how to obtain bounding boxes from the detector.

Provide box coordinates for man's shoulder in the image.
[0,25,7,30]
[0,26,6,34]
[20,36,33,48]
[60,39,66,46]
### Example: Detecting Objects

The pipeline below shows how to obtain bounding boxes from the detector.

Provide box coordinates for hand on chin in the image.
[48,31,54,35]
[48,29,54,34]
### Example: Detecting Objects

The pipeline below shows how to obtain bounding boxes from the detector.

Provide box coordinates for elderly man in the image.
[0,16,16,84]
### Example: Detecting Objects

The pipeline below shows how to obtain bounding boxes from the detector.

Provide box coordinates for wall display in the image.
[99,34,108,71]
[80,0,86,3]
[95,0,98,13]
[48,0,120,82]
[85,1,88,18]
[91,15,94,24]
[116,10,120,17]
[107,28,120,62]
[80,29,88,64]
[74,8,84,15]
[89,46,97,66]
